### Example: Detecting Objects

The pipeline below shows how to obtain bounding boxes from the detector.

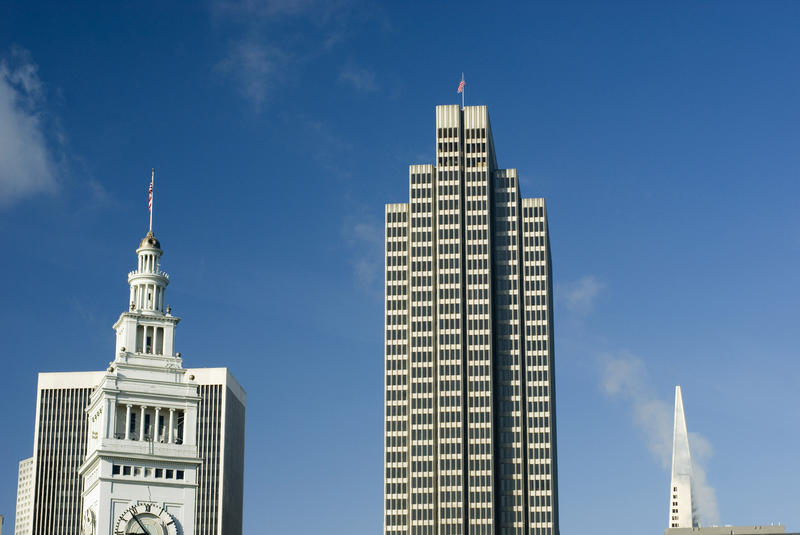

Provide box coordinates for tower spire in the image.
[115,201,178,359]
[669,386,697,528]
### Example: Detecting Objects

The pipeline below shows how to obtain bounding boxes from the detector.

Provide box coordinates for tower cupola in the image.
[128,230,169,314]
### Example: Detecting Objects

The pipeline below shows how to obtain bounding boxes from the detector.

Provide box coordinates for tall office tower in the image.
[29,372,102,535]
[15,210,245,535]
[669,386,696,529]
[384,105,559,535]
[15,458,34,535]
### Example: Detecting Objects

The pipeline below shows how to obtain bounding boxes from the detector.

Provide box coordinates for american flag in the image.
[148,180,153,212]
[457,78,465,93]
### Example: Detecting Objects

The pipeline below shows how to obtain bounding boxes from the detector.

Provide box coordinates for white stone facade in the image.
[15,458,33,535]
[384,105,559,535]
[78,231,199,535]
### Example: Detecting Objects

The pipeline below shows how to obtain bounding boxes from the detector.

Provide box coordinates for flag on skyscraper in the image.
[457,77,465,94]
[148,180,153,212]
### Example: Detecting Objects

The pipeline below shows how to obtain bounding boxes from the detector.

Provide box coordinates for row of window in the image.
[412,245,433,257]
[387,299,407,311]
[112,464,184,480]
[386,435,408,448]
[412,216,432,227]
[387,375,408,386]
[522,206,546,217]
[436,126,486,139]
[387,255,407,267]
[387,285,407,296]
[386,226,407,237]
[386,270,407,281]
[465,157,489,167]
[412,202,432,213]
[386,344,408,356]
[411,188,432,198]
[387,211,408,223]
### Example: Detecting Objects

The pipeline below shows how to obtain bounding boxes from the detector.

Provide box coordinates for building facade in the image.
[384,105,559,535]
[15,225,245,535]
[15,458,34,535]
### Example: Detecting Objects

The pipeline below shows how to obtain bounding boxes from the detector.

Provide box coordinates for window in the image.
[122,466,131,476]
[155,468,163,478]
[176,470,184,480]
[112,465,120,475]
[166,469,174,479]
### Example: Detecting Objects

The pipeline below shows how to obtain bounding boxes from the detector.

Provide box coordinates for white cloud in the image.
[338,62,377,92]
[600,352,672,466]
[599,352,719,525]
[211,0,356,109]
[688,431,720,526]
[216,40,289,111]
[560,275,604,314]
[344,219,382,292]
[0,47,57,207]
[213,0,332,20]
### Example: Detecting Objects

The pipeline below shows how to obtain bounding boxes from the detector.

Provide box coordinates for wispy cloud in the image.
[212,0,344,21]
[343,217,382,293]
[216,40,289,111]
[599,352,720,525]
[211,0,359,109]
[338,61,377,92]
[560,274,604,314]
[0,46,58,207]
[288,114,354,179]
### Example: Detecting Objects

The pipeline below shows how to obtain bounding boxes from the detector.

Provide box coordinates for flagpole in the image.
[461,73,465,108]
[149,168,154,232]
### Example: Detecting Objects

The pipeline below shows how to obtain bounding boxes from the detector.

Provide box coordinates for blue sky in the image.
[1,1,799,533]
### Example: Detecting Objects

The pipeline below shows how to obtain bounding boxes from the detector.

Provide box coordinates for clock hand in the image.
[133,514,150,535]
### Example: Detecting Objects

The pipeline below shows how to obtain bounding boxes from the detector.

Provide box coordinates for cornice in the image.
[113,312,181,329]
[81,449,202,471]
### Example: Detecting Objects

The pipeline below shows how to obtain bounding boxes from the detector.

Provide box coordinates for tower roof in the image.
[139,231,161,250]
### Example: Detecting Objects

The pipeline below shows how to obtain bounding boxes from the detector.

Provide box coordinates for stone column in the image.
[124,404,132,440]
[139,406,147,441]
[154,407,161,442]
[168,409,175,444]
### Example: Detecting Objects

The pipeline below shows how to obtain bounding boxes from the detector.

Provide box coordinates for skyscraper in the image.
[15,198,245,535]
[15,458,34,535]
[669,385,695,529]
[384,105,559,535]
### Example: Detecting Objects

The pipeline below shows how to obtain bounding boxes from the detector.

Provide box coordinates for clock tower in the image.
[79,225,200,535]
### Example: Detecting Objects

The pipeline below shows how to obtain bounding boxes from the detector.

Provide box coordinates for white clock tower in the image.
[79,224,200,535]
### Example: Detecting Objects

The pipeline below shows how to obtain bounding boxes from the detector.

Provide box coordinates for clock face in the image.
[114,503,177,535]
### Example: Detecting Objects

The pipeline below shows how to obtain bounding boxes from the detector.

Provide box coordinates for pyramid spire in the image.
[668,386,697,528]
